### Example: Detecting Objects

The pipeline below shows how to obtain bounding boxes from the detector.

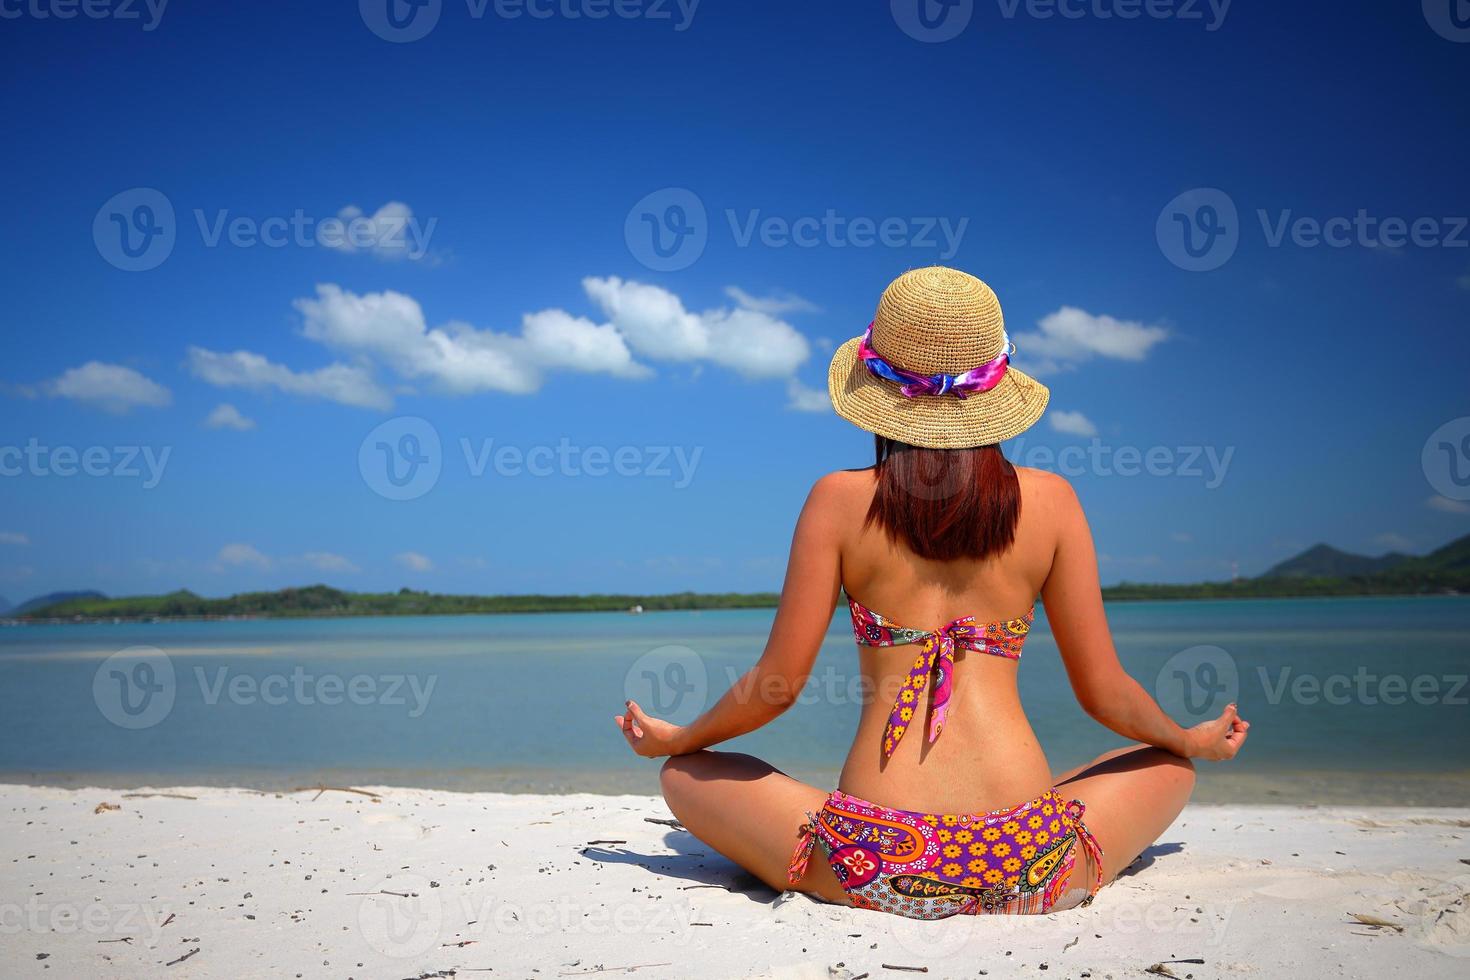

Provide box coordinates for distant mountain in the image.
[12,590,107,616]
[0,595,11,615]
[1410,533,1470,572]
[1263,544,1411,579]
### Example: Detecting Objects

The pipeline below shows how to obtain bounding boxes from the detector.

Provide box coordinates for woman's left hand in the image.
[614,700,688,758]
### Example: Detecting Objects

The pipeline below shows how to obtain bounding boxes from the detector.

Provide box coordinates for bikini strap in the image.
[786,812,819,885]
[1065,798,1106,899]
[880,615,976,758]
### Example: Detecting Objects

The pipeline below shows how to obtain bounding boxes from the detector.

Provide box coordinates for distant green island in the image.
[9,533,1468,622]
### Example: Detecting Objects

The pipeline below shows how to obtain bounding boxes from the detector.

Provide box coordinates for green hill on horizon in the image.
[15,533,1470,621]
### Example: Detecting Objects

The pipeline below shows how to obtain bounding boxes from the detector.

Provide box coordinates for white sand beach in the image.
[3,784,1468,979]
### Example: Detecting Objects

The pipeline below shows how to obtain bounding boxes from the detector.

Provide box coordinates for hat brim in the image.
[827,336,1049,449]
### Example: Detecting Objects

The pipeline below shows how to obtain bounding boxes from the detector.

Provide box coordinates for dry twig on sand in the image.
[288,784,382,802]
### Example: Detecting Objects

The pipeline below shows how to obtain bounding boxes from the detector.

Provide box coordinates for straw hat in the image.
[827,266,1049,449]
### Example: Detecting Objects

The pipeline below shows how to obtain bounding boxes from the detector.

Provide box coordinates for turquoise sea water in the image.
[1,597,1467,802]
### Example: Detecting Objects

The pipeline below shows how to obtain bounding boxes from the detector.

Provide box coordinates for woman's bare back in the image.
[824,464,1072,813]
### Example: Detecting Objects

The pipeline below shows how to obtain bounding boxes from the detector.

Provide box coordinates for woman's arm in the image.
[617,475,845,757]
[1040,474,1248,761]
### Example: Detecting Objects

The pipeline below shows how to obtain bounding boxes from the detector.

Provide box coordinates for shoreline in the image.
[6,590,1468,627]
[3,783,1467,978]
[5,766,1470,807]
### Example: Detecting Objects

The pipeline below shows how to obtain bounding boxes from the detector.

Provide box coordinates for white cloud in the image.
[321,202,434,261]
[217,543,271,570]
[1049,409,1099,437]
[786,378,831,413]
[293,284,649,397]
[203,403,256,431]
[1372,532,1414,552]
[297,552,359,574]
[0,531,29,546]
[1427,495,1470,515]
[1015,307,1169,375]
[584,276,810,379]
[724,286,821,316]
[188,278,814,413]
[396,551,433,572]
[187,346,393,410]
[44,362,171,414]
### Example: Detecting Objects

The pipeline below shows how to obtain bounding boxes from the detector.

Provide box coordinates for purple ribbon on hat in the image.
[857,323,1012,399]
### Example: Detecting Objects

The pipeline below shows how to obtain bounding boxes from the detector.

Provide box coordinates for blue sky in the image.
[2,0,1468,602]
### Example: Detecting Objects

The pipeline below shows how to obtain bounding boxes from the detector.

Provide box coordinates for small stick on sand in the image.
[585,840,627,846]
[164,948,199,967]
[1348,913,1403,932]
[643,817,684,830]
[880,966,928,973]
[97,938,134,944]
[289,784,382,802]
[346,889,413,898]
[557,963,672,976]
[94,802,120,814]
[161,914,175,928]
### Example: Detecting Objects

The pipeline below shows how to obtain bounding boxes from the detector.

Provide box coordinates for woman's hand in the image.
[614,700,689,758]
[1181,703,1250,760]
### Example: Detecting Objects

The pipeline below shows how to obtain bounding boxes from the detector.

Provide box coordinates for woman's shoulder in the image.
[1014,466,1082,514]
[808,467,876,504]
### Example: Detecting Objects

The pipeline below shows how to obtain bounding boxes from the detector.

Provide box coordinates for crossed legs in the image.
[658,744,1195,906]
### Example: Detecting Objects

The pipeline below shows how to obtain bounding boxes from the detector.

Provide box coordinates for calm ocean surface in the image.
[2,597,1467,803]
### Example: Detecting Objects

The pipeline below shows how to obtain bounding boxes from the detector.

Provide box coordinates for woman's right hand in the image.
[1182,703,1250,760]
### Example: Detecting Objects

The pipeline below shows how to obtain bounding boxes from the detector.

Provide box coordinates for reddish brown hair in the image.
[864,436,1020,562]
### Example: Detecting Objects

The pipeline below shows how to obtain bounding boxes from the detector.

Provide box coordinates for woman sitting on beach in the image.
[615,266,1249,918]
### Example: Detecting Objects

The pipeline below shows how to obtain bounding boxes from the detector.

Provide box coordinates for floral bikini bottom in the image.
[787,788,1105,918]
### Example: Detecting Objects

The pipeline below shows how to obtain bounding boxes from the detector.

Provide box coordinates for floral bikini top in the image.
[848,595,1035,760]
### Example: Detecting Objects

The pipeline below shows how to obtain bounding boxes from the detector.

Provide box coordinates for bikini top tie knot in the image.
[847,596,1034,760]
